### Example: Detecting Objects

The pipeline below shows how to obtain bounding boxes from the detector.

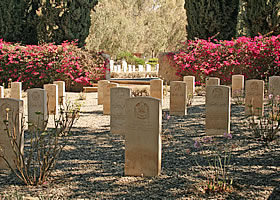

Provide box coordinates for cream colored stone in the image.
[269,76,280,96]
[206,77,220,87]
[98,80,109,105]
[103,82,118,115]
[150,79,163,104]
[10,82,22,100]
[170,81,187,116]
[0,86,4,98]
[53,81,65,105]
[125,97,162,176]
[0,98,24,169]
[206,86,230,136]
[183,76,195,96]
[43,84,58,115]
[245,80,264,116]
[27,88,48,131]
[110,87,131,135]
[232,75,244,97]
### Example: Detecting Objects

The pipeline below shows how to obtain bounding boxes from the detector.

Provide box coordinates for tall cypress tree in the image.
[242,0,280,36]
[185,0,239,40]
[37,0,98,46]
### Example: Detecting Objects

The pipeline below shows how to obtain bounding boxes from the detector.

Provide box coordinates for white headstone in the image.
[139,65,144,72]
[125,97,162,176]
[0,86,4,98]
[27,88,48,131]
[10,82,22,100]
[43,84,58,115]
[146,64,152,72]
[206,86,231,135]
[110,87,132,135]
[0,98,24,169]
[53,81,65,105]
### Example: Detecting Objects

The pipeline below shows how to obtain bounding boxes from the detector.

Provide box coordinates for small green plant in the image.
[247,94,280,143]
[190,133,235,193]
[0,101,80,186]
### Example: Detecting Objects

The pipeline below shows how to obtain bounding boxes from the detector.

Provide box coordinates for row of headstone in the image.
[110,60,159,73]
[0,81,66,169]
[108,86,162,176]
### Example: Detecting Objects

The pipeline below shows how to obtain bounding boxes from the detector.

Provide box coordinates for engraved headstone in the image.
[183,76,195,96]
[128,65,132,72]
[0,86,4,98]
[132,65,136,72]
[110,60,114,72]
[170,81,187,116]
[269,76,280,96]
[150,79,163,104]
[10,82,22,100]
[206,77,220,87]
[232,75,244,97]
[103,82,118,115]
[53,81,65,105]
[146,64,152,72]
[43,84,58,115]
[110,87,132,135]
[245,80,264,116]
[0,98,24,169]
[98,80,109,105]
[206,86,230,135]
[125,97,162,176]
[27,88,47,131]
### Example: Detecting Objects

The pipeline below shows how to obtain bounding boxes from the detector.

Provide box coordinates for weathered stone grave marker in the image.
[98,80,110,105]
[183,76,195,96]
[269,76,280,96]
[245,79,264,116]
[0,98,24,169]
[53,81,65,105]
[206,86,230,135]
[43,84,58,115]
[170,81,187,116]
[0,86,4,98]
[150,79,163,104]
[110,87,131,135]
[103,82,118,115]
[125,96,162,176]
[11,82,22,100]
[232,75,244,97]
[27,88,47,131]
[206,77,220,87]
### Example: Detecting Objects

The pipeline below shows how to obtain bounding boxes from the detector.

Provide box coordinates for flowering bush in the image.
[0,39,108,90]
[172,35,280,85]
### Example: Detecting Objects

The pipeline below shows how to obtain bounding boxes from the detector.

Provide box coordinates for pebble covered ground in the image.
[0,92,280,199]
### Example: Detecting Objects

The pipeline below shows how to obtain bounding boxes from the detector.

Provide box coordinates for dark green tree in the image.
[185,0,239,40]
[0,0,38,44]
[242,0,280,36]
[37,0,98,46]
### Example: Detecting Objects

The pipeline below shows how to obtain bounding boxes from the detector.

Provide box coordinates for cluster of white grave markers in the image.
[0,81,66,169]
[110,60,159,73]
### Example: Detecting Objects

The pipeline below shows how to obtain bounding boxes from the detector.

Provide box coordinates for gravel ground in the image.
[0,91,280,200]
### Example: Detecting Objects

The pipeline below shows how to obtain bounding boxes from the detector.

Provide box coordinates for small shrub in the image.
[247,94,280,143]
[0,101,80,186]
[191,133,235,193]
